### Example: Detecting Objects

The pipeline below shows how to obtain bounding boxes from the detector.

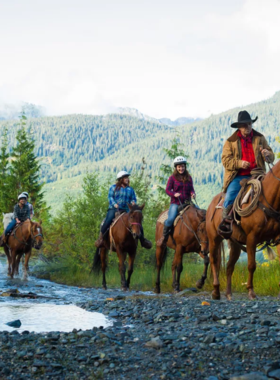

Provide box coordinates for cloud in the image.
[0,0,279,119]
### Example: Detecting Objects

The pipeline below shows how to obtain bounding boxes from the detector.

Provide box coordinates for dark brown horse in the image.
[92,204,146,290]
[155,206,210,293]
[206,160,280,300]
[4,220,43,279]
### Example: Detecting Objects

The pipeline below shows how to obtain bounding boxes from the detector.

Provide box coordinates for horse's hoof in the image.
[226,294,233,301]
[103,286,107,290]
[154,288,160,294]
[212,290,221,300]
[196,280,204,289]
[248,290,257,300]
[121,287,128,292]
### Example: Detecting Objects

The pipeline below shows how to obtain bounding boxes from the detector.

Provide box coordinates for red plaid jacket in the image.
[237,130,257,175]
[165,175,195,205]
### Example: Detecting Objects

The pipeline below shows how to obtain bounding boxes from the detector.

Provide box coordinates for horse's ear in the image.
[128,204,132,210]
[39,219,43,225]
[140,203,145,210]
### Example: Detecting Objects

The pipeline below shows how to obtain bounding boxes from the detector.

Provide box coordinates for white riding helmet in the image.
[117,171,130,180]
[18,193,27,200]
[22,191,29,198]
[174,156,187,167]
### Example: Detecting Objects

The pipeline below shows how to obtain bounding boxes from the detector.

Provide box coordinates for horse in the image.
[92,204,146,290]
[206,160,280,300]
[3,220,43,279]
[2,213,14,229]
[155,205,212,293]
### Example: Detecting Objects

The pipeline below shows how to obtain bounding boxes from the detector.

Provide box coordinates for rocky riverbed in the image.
[1,290,280,379]
[1,256,280,379]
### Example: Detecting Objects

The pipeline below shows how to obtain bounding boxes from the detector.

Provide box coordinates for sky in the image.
[0,0,280,119]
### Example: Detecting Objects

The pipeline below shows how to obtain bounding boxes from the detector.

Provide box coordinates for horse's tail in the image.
[91,247,101,274]
[210,241,225,278]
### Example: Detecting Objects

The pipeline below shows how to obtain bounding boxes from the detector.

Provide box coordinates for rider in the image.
[95,170,152,249]
[157,156,196,247]
[219,110,274,228]
[0,193,30,246]
[22,192,34,219]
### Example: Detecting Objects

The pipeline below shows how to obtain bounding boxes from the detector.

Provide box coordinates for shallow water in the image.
[0,303,111,333]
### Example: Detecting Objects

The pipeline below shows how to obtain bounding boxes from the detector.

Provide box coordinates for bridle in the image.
[121,210,143,235]
[180,208,207,247]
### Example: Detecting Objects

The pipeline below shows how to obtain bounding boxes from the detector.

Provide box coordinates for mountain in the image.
[0,102,45,120]
[158,117,202,126]
[115,107,200,127]
[0,91,280,211]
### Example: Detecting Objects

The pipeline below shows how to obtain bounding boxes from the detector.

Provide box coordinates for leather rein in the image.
[12,223,43,247]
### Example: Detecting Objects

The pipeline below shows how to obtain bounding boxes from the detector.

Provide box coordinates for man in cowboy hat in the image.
[219,110,274,230]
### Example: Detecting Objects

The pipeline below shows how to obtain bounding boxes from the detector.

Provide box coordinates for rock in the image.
[230,372,268,380]
[207,377,219,380]
[203,334,216,344]
[268,369,280,379]
[145,337,164,349]
[6,319,21,328]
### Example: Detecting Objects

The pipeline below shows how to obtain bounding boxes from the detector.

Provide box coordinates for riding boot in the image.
[222,205,233,220]
[156,225,171,247]
[94,232,104,248]
[139,235,152,249]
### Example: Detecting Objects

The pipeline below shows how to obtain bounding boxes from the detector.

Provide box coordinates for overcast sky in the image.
[0,0,280,119]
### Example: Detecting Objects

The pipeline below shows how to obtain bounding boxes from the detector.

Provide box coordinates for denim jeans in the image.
[5,219,16,235]
[164,204,179,228]
[224,175,250,208]
[101,208,126,234]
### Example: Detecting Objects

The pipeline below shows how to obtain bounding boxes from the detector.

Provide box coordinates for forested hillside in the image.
[1,91,280,210]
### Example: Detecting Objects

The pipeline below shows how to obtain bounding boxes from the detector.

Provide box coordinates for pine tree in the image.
[9,111,44,214]
[156,136,189,202]
[0,126,13,212]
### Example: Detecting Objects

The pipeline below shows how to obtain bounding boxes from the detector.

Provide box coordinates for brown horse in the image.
[206,160,280,300]
[92,204,146,290]
[155,206,210,293]
[4,220,43,279]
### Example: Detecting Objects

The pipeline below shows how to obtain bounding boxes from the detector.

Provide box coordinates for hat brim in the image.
[231,116,258,128]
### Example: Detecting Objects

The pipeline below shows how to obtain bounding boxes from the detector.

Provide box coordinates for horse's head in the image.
[197,220,209,256]
[31,221,44,250]
[127,203,145,239]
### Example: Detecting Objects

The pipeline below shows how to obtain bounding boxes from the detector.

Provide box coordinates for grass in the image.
[31,255,280,296]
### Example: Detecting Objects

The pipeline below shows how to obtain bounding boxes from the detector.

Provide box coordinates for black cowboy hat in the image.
[231,110,258,128]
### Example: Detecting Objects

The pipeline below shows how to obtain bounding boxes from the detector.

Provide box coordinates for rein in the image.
[121,210,143,235]
[12,222,43,247]
[180,209,206,246]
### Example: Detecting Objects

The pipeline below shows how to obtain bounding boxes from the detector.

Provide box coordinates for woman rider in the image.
[157,156,196,247]
[95,170,152,249]
[0,193,30,246]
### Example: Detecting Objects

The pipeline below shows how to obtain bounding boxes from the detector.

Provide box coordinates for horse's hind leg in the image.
[126,250,136,289]
[246,235,257,300]
[100,248,107,290]
[117,249,127,290]
[226,240,241,300]
[172,245,183,292]
[196,254,209,289]
[155,245,165,294]
[4,246,12,276]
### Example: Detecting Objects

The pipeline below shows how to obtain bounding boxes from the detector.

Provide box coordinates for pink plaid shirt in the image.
[165,175,195,205]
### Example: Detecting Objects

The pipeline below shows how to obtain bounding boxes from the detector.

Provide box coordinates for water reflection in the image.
[0,303,112,333]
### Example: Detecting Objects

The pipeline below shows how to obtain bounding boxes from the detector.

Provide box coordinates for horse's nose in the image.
[132,233,137,239]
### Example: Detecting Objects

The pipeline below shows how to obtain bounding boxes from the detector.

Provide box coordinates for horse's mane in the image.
[129,204,143,212]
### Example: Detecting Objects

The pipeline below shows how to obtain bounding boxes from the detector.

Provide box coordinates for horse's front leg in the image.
[126,250,136,289]
[10,250,17,279]
[196,254,209,289]
[116,248,127,290]
[172,245,183,292]
[23,250,31,280]
[210,240,222,300]
[246,235,257,300]
[100,248,107,290]
[4,246,12,276]
[225,240,241,300]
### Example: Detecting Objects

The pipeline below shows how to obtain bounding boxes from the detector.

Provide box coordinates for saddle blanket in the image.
[157,205,191,227]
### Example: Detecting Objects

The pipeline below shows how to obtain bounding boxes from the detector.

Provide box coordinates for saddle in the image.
[217,172,264,239]
[157,204,192,226]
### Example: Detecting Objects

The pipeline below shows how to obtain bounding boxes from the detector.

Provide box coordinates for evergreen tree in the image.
[156,136,189,203]
[0,127,12,212]
[9,111,44,213]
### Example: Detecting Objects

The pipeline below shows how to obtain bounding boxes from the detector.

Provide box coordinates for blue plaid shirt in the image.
[108,184,137,212]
